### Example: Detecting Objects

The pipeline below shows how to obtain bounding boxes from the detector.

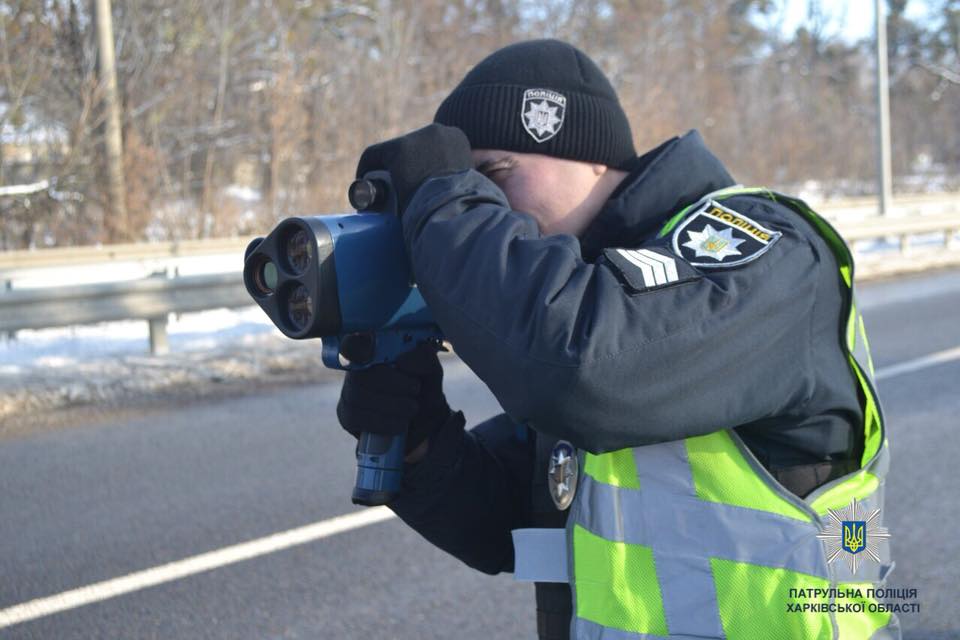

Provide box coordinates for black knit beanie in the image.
[434,39,636,168]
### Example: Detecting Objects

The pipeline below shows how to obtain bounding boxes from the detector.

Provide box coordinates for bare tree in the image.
[0,0,956,249]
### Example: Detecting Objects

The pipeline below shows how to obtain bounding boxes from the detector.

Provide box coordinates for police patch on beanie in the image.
[521,89,566,143]
[434,39,636,168]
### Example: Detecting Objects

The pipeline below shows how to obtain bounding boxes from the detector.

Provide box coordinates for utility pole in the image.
[94,0,129,241]
[875,0,893,216]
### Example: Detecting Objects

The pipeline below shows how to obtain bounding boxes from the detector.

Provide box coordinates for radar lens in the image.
[251,258,278,295]
[286,284,314,332]
[348,180,376,210]
[286,228,313,274]
[261,261,278,291]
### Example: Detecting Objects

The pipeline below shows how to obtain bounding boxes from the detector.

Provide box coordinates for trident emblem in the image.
[841,521,866,554]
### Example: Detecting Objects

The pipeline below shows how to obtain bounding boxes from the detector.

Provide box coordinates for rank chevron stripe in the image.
[615,249,679,287]
[635,250,680,282]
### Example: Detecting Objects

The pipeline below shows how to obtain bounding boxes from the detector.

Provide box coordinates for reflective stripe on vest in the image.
[515,188,898,639]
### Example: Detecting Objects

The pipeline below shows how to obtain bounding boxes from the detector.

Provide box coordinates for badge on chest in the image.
[548,440,578,510]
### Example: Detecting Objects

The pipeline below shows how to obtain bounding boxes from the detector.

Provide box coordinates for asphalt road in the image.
[1,268,959,640]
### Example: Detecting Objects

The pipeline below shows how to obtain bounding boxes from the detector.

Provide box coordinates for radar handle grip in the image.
[352,432,406,506]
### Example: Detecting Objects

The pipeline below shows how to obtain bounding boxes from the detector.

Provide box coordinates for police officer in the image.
[337,40,898,639]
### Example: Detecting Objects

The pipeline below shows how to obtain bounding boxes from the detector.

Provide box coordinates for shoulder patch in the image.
[671,199,781,268]
[603,247,699,292]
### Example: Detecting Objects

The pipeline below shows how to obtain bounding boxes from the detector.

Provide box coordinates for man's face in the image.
[471,149,608,237]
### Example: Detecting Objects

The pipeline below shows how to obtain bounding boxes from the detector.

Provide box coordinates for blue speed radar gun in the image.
[243,172,443,506]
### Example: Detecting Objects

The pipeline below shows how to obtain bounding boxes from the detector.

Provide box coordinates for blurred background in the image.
[1,1,958,639]
[0,0,957,247]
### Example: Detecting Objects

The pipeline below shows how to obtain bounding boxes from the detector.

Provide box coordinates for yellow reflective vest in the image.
[515,188,898,640]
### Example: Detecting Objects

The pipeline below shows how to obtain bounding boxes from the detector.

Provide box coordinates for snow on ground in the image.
[0,306,276,372]
[3,252,242,289]
[0,306,338,429]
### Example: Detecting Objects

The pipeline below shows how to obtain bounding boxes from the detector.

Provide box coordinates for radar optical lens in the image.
[286,228,313,274]
[261,261,278,291]
[348,180,376,210]
[251,258,278,295]
[286,284,314,332]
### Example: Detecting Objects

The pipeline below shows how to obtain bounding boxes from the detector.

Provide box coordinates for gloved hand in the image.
[336,340,452,456]
[355,124,473,215]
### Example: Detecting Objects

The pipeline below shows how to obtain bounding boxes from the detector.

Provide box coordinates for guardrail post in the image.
[3,281,14,340]
[149,315,169,356]
[899,234,910,255]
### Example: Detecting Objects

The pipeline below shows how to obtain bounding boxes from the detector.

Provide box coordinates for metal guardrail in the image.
[0,208,958,355]
[0,272,249,355]
[835,213,959,245]
[834,213,960,280]
[0,236,254,271]
[0,193,956,272]
[816,192,960,217]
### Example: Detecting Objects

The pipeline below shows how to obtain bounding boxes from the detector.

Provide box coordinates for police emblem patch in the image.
[671,200,782,268]
[521,89,566,143]
[547,440,578,510]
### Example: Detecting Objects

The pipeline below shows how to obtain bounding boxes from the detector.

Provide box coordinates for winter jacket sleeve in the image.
[401,171,826,454]
[387,410,533,575]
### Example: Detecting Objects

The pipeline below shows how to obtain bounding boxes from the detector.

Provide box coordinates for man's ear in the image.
[592,163,608,177]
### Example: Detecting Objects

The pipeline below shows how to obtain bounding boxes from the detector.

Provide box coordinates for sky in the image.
[770,0,938,43]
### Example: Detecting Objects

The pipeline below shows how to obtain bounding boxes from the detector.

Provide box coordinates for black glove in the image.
[336,341,452,455]
[355,124,473,215]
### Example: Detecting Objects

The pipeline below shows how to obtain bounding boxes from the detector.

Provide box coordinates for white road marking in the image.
[875,345,960,381]
[0,507,396,629]
[2,346,959,628]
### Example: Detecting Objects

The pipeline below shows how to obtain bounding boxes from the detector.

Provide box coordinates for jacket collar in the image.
[579,129,736,260]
